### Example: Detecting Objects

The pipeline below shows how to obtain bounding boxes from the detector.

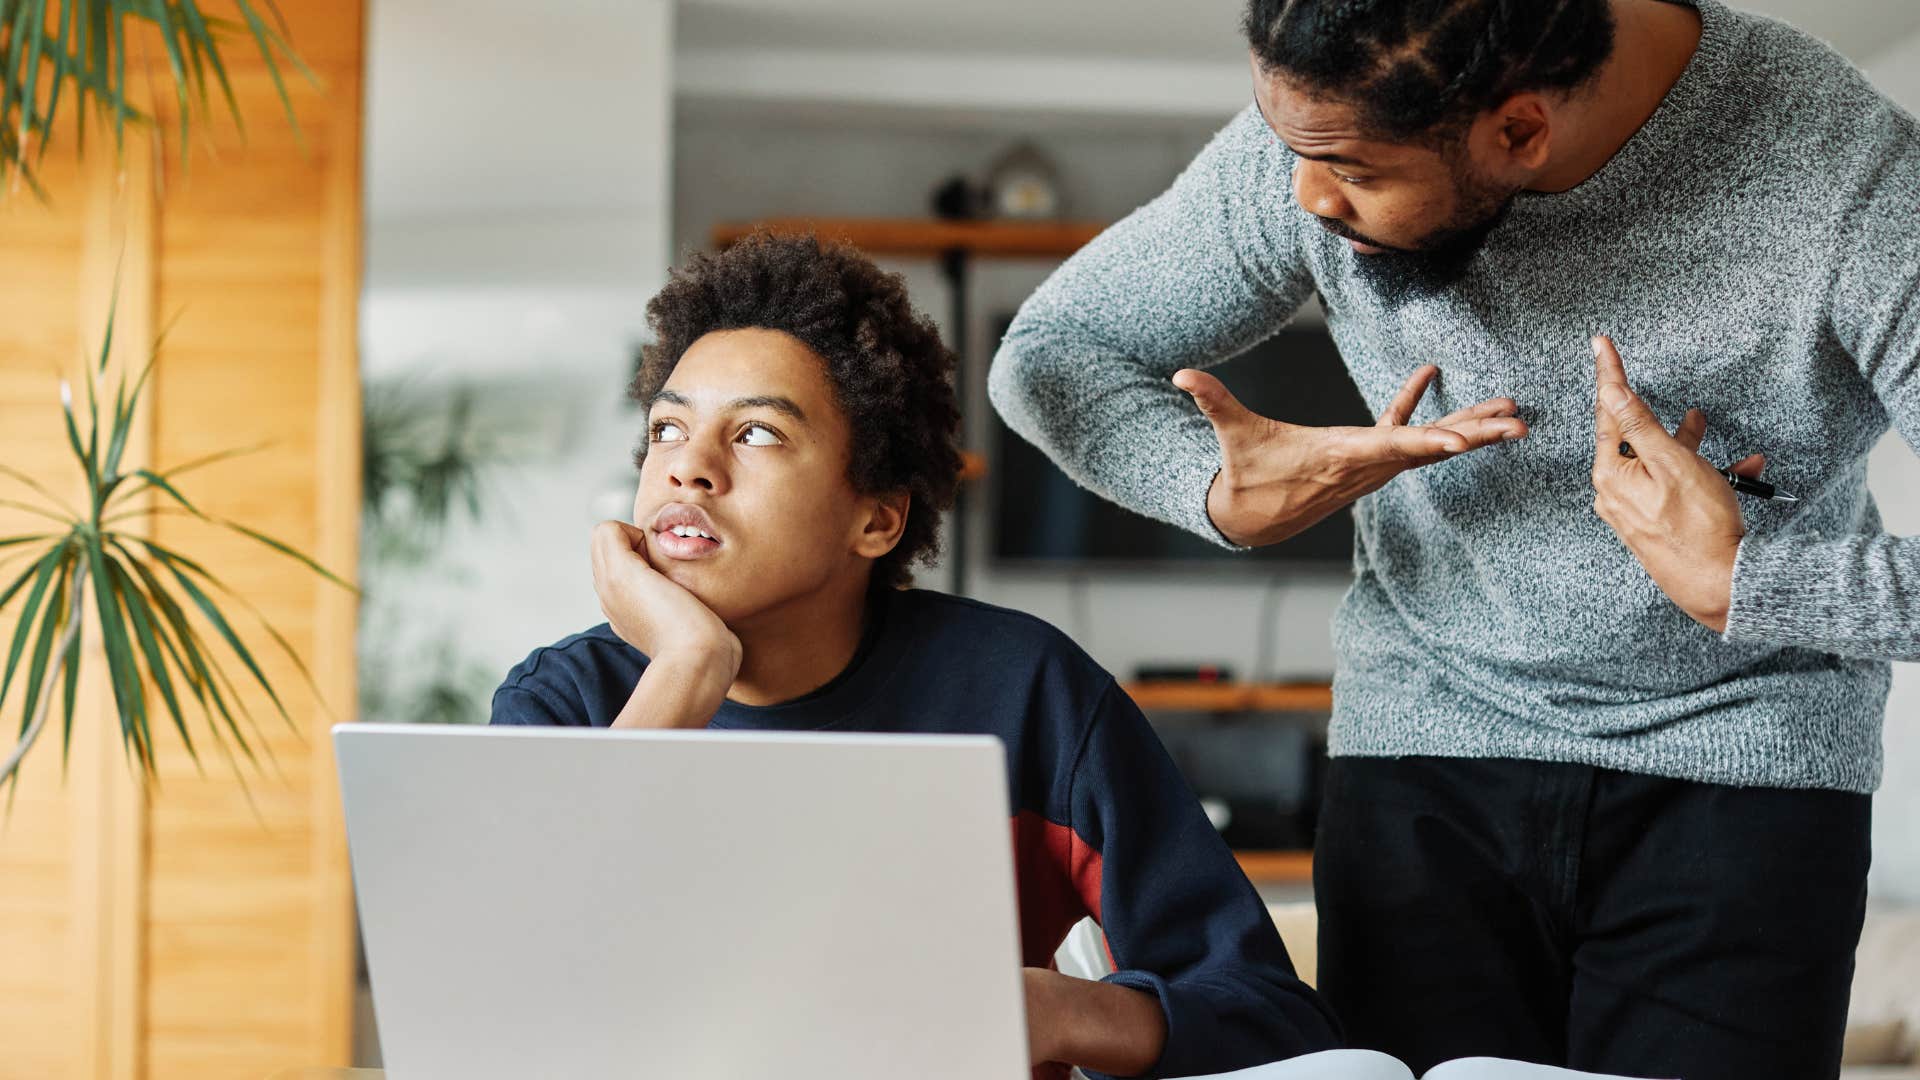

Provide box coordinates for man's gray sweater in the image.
[989,0,1918,794]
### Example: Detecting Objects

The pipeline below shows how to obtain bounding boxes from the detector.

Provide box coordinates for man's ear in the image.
[1476,92,1553,174]
[851,490,910,560]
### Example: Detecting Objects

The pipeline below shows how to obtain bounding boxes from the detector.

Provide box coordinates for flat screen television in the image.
[989,317,1372,571]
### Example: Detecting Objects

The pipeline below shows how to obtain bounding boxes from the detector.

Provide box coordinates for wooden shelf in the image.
[1121,681,1333,713]
[711,217,1109,259]
[1235,849,1314,884]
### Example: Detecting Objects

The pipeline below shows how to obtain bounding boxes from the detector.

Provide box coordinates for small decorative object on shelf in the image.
[930,174,986,221]
[984,140,1064,221]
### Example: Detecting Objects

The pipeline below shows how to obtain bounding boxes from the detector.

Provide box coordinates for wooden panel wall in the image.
[0,3,363,1077]
[0,147,100,1080]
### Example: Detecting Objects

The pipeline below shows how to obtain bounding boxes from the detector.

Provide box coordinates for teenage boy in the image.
[491,233,1341,1080]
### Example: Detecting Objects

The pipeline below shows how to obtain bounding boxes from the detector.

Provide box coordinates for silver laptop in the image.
[335,723,1029,1080]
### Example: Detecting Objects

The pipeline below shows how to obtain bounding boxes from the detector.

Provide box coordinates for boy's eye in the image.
[738,423,781,447]
[650,420,687,443]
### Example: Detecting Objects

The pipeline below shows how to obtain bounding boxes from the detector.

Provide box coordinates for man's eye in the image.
[650,420,687,443]
[738,423,781,447]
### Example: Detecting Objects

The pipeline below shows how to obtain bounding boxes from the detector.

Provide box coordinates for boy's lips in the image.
[649,503,724,561]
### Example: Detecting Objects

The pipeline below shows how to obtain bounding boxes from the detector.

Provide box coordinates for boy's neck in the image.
[724,571,876,708]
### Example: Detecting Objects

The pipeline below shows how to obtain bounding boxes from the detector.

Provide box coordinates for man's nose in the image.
[1292,159,1352,222]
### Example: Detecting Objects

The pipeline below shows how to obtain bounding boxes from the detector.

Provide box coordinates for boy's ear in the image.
[851,490,911,560]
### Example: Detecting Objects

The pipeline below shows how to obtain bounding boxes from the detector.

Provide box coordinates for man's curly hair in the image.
[630,232,962,590]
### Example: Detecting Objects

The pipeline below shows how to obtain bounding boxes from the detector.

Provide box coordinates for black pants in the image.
[1313,756,1871,1080]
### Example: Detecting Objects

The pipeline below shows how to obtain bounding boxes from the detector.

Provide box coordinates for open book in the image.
[1185,1050,1673,1080]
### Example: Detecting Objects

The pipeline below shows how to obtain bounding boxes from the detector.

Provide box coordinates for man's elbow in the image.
[987,334,1037,434]
[987,310,1067,441]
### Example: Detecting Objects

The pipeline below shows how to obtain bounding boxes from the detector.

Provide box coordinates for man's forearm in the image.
[986,107,1314,550]
[609,648,735,729]
[1026,968,1167,1077]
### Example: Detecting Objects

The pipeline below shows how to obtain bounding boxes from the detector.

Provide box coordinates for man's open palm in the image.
[1173,364,1529,547]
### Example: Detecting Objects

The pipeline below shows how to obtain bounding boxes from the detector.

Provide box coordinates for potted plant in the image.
[0,0,339,791]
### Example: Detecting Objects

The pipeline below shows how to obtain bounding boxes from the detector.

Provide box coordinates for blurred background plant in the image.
[358,376,515,725]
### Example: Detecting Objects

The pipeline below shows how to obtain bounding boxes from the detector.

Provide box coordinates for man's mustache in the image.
[1315,215,1407,253]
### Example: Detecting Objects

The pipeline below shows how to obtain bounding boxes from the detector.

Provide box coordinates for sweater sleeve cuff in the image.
[1081,970,1179,1080]
[1088,968,1341,1079]
[1723,532,1823,646]
[1183,464,1251,552]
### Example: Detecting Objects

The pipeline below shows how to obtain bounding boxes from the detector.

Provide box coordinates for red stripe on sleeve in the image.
[1010,811,1111,1080]
[1010,809,1106,965]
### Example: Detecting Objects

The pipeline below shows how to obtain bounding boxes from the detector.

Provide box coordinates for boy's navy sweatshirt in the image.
[491,587,1341,1080]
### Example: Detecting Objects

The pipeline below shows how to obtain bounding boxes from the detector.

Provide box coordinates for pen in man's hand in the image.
[1719,467,1798,503]
[1616,440,1799,502]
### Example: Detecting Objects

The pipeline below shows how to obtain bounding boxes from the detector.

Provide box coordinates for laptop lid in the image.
[335,723,1028,1080]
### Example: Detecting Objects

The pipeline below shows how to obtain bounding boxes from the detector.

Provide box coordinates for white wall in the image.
[362,0,677,704]
[1862,34,1920,903]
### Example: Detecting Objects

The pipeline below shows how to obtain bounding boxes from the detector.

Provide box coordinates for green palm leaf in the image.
[105,467,197,517]
[0,532,56,552]
[19,557,70,742]
[179,1,241,136]
[0,553,78,795]
[0,497,71,526]
[2,0,312,192]
[0,539,69,716]
[17,0,46,150]
[0,463,81,519]
[111,529,336,717]
[57,573,80,770]
[110,540,255,764]
[35,0,73,167]
[220,520,353,593]
[233,0,308,145]
[124,535,291,733]
[3,4,33,145]
[143,0,192,157]
[0,560,59,808]
[84,536,151,771]
[59,380,89,481]
[0,536,61,610]
[104,471,354,595]
[102,442,269,512]
[105,552,194,769]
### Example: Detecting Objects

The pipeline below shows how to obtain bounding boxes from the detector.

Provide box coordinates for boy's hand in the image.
[1023,967,1166,1074]
[590,520,741,728]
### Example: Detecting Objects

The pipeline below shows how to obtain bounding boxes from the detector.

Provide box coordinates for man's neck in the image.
[724,572,873,708]
[1531,0,1703,194]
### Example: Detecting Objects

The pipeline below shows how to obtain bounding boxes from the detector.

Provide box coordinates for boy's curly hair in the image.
[630,232,962,590]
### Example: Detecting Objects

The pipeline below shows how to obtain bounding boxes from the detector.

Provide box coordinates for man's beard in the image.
[1326,168,1518,304]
